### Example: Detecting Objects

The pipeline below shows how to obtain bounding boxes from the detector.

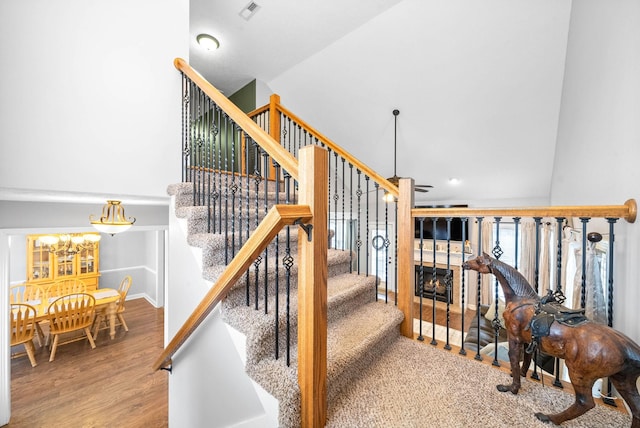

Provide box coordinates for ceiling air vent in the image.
[239,1,261,21]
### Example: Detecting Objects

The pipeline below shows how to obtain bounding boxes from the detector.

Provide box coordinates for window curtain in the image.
[517,220,553,297]
[467,219,494,307]
[537,222,553,297]
[518,221,537,289]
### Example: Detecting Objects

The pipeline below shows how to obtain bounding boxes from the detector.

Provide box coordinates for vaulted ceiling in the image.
[190,0,573,204]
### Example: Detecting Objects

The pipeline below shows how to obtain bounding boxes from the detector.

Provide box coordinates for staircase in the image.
[168,181,404,427]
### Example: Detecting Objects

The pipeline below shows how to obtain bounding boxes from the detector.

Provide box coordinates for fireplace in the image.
[414,265,453,304]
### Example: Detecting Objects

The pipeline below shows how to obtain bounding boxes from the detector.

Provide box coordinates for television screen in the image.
[414,205,469,242]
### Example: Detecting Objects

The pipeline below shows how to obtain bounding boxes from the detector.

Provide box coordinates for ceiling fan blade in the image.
[415,184,434,189]
[415,187,430,193]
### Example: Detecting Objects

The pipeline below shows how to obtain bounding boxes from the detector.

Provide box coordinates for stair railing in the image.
[397,178,636,400]
[166,58,331,427]
[250,94,402,303]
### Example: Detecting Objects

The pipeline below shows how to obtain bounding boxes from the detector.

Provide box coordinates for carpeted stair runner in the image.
[169,182,404,427]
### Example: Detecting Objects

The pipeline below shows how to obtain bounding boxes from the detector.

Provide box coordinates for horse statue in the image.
[463,253,640,427]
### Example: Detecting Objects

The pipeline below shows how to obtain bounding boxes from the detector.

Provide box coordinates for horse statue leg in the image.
[519,343,533,378]
[534,374,596,425]
[610,369,640,428]
[497,338,525,394]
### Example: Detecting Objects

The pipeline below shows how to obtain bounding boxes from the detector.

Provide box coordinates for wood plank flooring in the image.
[8,298,168,428]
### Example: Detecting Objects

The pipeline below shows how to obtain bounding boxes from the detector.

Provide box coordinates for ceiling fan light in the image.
[383,192,396,203]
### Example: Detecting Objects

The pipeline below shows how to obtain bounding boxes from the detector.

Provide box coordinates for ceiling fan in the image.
[387,109,433,193]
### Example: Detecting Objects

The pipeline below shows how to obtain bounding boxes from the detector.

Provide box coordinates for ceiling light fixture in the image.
[90,200,136,236]
[196,34,220,51]
[40,233,101,256]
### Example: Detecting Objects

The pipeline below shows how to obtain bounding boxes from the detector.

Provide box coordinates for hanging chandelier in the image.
[90,200,136,236]
[40,233,101,256]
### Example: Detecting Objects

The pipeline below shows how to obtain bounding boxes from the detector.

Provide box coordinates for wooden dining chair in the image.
[10,284,46,346]
[93,275,132,339]
[46,293,96,362]
[46,279,86,301]
[10,303,39,367]
[10,283,44,303]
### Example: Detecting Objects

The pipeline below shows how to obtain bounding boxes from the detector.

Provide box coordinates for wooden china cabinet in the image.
[26,234,101,290]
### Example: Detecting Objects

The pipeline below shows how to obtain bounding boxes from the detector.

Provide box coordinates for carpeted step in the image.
[168,181,292,213]
[222,273,379,365]
[206,248,354,306]
[245,299,403,428]
[187,227,303,268]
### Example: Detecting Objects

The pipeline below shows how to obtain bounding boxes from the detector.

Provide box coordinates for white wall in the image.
[550,0,640,343]
[0,1,188,425]
[0,0,186,199]
[167,201,271,427]
[265,0,572,204]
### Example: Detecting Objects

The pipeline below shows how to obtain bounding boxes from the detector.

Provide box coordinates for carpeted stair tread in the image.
[245,299,403,427]
[202,247,353,291]
[188,227,302,268]
[221,273,378,364]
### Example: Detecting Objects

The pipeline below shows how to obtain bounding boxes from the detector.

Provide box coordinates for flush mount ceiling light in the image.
[196,34,220,51]
[90,200,136,236]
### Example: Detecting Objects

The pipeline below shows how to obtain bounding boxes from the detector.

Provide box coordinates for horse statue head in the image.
[463,253,540,302]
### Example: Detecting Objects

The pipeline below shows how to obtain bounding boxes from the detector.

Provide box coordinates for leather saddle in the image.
[525,291,588,353]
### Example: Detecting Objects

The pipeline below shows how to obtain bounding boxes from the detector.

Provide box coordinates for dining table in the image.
[25,288,122,340]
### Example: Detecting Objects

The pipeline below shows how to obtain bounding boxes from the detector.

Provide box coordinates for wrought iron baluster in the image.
[459,218,468,356]
[474,217,484,361]
[365,176,370,277]
[444,218,452,351]
[333,151,339,250]
[430,217,438,346]
[327,148,332,248]
[181,74,190,182]
[417,217,425,342]
[394,201,398,304]
[384,203,390,302]
[253,142,262,311]
[491,217,503,367]
[356,170,362,274]
[273,160,281,359]
[262,150,270,314]
[243,133,251,306]
[530,216,543,381]
[375,183,380,301]
[603,218,618,406]
[552,217,565,389]
[555,217,565,295]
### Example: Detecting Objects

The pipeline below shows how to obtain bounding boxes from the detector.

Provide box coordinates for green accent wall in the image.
[229,79,256,113]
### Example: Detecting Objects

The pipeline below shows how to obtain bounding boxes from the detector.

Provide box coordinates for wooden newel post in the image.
[297,145,328,427]
[398,178,416,338]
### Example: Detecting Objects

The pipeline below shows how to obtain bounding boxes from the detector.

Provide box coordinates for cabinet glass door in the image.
[78,247,98,275]
[29,236,53,281]
[56,253,76,278]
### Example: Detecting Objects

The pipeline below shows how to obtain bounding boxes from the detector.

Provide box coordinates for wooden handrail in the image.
[174,58,300,181]
[411,198,637,223]
[152,204,313,371]
[266,98,399,198]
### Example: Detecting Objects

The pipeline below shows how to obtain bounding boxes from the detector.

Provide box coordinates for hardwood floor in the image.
[8,298,168,428]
